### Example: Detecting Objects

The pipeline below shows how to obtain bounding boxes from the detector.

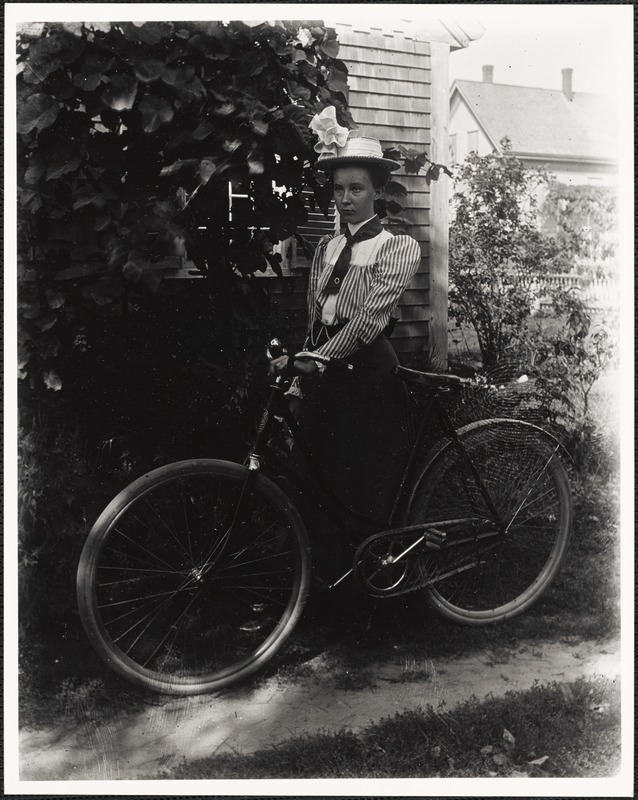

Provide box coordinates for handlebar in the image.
[266,338,354,376]
[294,351,354,373]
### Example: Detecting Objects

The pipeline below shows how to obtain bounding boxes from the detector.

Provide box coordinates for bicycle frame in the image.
[77,356,573,695]
[238,376,507,590]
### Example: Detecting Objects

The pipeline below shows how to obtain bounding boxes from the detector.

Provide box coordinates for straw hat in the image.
[315,136,400,173]
[309,107,400,173]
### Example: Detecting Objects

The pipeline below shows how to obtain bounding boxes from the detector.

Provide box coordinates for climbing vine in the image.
[17,19,354,391]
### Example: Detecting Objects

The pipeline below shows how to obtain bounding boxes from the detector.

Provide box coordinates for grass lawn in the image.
[156,676,621,779]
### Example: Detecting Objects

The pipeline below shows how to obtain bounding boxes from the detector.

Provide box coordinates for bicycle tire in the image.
[403,419,572,624]
[77,459,311,695]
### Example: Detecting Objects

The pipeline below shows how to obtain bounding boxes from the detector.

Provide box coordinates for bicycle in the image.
[76,338,573,695]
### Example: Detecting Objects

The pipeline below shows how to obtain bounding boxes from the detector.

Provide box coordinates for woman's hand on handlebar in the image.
[268,355,318,378]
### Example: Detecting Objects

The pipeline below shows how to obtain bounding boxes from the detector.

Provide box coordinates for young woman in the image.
[270,115,421,576]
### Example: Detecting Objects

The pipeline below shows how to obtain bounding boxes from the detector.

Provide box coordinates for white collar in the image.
[346,216,377,236]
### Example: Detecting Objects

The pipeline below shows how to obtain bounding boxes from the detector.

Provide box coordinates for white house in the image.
[449,65,618,186]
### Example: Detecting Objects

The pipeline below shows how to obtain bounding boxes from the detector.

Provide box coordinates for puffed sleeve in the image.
[314,234,421,360]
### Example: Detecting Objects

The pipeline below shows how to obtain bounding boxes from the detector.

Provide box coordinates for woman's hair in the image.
[329,163,390,190]
[367,165,391,190]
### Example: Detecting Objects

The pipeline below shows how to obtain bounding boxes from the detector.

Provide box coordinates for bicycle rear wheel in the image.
[77,459,311,695]
[403,420,572,624]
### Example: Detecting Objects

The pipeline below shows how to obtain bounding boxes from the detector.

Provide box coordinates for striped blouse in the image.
[304,228,422,360]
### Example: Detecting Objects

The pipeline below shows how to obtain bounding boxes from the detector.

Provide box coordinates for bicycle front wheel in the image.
[403,420,572,624]
[77,460,311,695]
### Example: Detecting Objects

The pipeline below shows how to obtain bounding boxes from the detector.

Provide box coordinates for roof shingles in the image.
[453,80,616,161]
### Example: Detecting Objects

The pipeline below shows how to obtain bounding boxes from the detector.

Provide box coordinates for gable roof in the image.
[451,79,617,164]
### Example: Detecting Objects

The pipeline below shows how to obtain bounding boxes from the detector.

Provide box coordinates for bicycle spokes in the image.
[91,472,304,682]
[401,420,572,621]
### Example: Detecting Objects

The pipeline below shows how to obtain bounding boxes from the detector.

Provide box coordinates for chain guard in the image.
[353,521,498,599]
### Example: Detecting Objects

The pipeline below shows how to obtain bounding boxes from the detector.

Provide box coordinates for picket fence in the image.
[533,273,619,313]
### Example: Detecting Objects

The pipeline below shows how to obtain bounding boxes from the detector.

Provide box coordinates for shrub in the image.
[541,182,618,279]
[17,281,293,642]
[518,301,618,475]
[17,19,353,393]
[449,139,571,368]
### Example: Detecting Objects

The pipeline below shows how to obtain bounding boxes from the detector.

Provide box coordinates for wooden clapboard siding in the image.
[347,27,430,54]
[266,275,309,350]
[397,303,432,322]
[351,108,428,129]
[292,195,337,270]
[338,45,429,68]
[395,330,430,353]
[348,64,431,84]
[401,290,430,309]
[349,90,430,113]
[348,82,429,102]
[360,127,432,146]
[402,284,430,304]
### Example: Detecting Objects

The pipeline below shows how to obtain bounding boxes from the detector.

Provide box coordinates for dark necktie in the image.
[324,216,384,294]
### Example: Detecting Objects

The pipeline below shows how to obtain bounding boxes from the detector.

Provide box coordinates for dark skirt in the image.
[287,336,413,551]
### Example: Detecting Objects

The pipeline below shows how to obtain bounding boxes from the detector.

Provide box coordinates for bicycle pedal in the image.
[425,529,447,550]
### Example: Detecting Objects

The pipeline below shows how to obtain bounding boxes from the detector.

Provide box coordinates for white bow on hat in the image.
[308,107,400,173]
[309,106,350,158]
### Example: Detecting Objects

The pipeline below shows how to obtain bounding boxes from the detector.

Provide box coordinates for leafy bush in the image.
[541,182,618,279]
[449,139,571,368]
[448,142,618,477]
[524,309,615,419]
[17,19,353,392]
[17,281,293,642]
[518,302,618,475]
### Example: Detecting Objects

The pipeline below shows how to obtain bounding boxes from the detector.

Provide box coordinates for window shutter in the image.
[291,190,337,269]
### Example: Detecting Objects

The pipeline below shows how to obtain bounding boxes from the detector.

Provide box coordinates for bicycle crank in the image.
[353,520,497,598]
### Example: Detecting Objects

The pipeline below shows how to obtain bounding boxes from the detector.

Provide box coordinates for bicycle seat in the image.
[392,365,465,388]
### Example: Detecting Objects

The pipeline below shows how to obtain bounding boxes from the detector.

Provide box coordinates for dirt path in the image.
[19,635,620,781]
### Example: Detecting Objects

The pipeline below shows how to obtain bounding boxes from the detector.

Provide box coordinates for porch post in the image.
[428,40,450,371]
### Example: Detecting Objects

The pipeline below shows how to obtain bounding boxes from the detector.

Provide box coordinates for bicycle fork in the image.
[202,379,285,571]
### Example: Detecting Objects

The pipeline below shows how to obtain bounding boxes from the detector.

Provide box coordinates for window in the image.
[230,184,336,275]
[176,180,336,278]
[449,134,457,164]
[289,191,337,270]
[467,130,478,153]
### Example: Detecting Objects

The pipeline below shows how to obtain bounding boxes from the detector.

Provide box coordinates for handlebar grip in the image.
[293,350,354,374]
[327,357,354,374]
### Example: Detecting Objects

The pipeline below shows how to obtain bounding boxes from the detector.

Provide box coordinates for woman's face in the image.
[332,166,382,225]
